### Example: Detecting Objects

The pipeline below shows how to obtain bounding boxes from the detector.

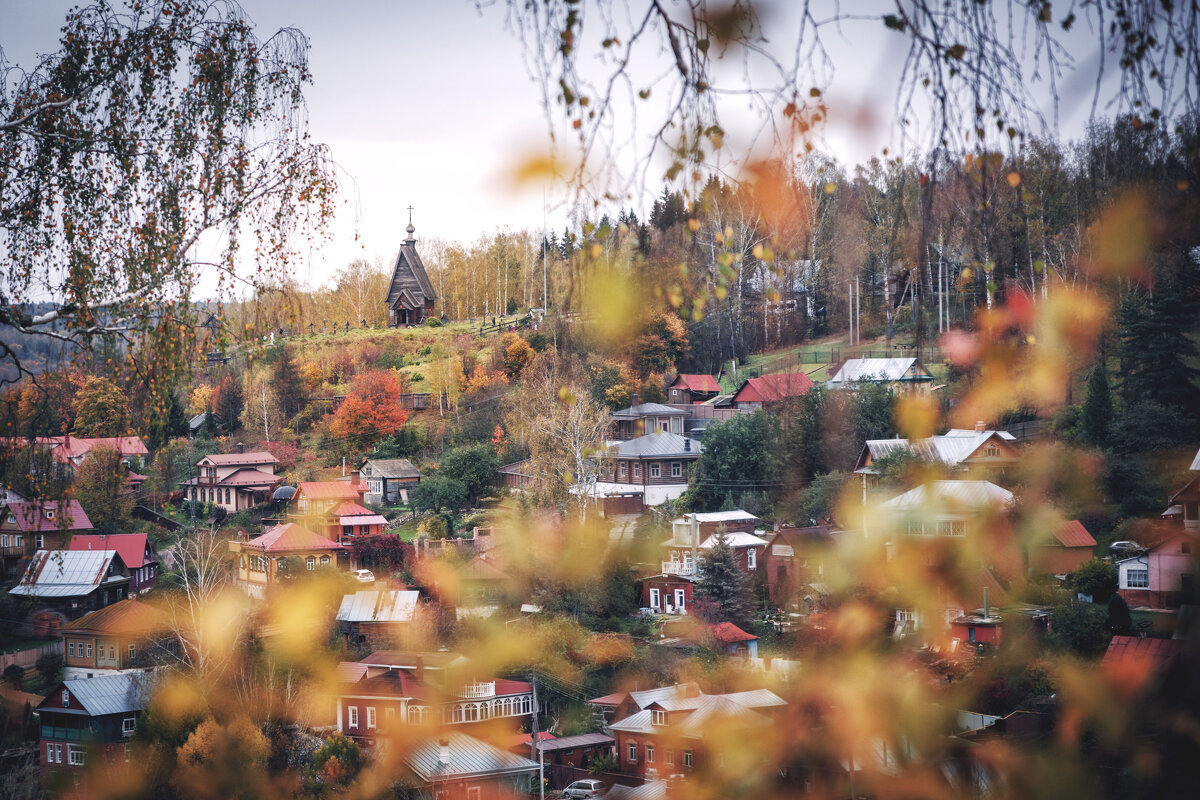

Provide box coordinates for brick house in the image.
[761,525,835,607]
[731,373,814,410]
[335,651,535,745]
[61,598,169,679]
[1029,520,1097,576]
[402,733,539,800]
[660,511,765,579]
[596,684,786,779]
[179,448,282,513]
[68,533,159,595]
[1,500,94,582]
[37,673,154,797]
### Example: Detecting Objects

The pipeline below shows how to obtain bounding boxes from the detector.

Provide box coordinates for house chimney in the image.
[632,393,641,407]
[982,586,990,619]
[438,739,451,767]
[351,469,361,490]
[236,441,245,454]
[974,421,986,433]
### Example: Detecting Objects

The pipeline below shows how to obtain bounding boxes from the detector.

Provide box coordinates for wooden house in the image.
[179,446,282,513]
[610,403,689,439]
[61,598,169,679]
[9,549,131,620]
[67,533,159,595]
[853,424,1020,487]
[827,357,934,394]
[1,500,94,582]
[228,523,348,599]
[1029,520,1097,576]
[667,374,721,404]
[362,457,422,505]
[386,221,438,327]
[336,589,421,648]
[731,373,814,409]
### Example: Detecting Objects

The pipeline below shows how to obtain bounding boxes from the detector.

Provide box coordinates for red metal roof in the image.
[330,501,375,517]
[708,622,758,644]
[243,523,345,553]
[671,374,720,392]
[3,500,93,532]
[1103,635,1181,669]
[200,452,279,466]
[41,435,149,461]
[733,373,814,403]
[69,533,152,568]
[1052,520,1097,549]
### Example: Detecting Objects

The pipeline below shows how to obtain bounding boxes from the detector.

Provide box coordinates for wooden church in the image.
[386,217,437,327]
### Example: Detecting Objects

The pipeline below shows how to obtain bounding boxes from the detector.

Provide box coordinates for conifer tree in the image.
[1081,361,1113,448]
[695,530,751,625]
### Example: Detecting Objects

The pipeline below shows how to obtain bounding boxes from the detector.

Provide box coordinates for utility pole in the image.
[530,671,544,800]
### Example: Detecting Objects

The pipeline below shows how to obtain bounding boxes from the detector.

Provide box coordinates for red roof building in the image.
[181,449,282,514]
[228,523,348,599]
[61,597,169,679]
[1,500,94,582]
[732,373,815,408]
[1103,635,1182,679]
[68,533,159,594]
[667,374,721,404]
[1030,520,1098,575]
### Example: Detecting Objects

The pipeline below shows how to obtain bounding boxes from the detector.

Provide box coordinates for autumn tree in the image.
[240,371,284,444]
[211,376,245,435]
[15,371,82,437]
[272,345,307,420]
[0,0,336,404]
[328,369,409,448]
[72,375,132,437]
[500,332,534,379]
[73,447,133,532]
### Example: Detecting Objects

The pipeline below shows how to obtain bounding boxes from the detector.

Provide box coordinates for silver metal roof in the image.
[611,431,702,459]
[58,672,155,716]
[336,590,420,623]
[1191,446,1200,471]
[9,550,125,598]
[612,403,688,419]
[829,357,932,384]
[856,430,1015,474]
[880,480,1014,512]
[406,732,539,781]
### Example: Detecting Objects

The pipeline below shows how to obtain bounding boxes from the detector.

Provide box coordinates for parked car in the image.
[353,569,375,583]
[563,779,607,798]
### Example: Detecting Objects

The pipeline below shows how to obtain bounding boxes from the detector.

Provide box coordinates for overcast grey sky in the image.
[1,1,1120,292]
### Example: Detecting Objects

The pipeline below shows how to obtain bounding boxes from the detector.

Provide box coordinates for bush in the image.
[423,317,442,328]
[3,664,25,688]
[1069,559,1118,603]
[36,652,63,681]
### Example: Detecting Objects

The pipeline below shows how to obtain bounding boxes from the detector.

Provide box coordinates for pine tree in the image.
[1116,287,1200,426]
[273,345,306,420]
[695,530,751,625]
[1080,361,1113,447]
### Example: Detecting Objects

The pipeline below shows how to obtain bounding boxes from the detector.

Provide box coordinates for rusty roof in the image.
[62,597,167,635]
[1051,520,1097,549]
[3,500,93,532]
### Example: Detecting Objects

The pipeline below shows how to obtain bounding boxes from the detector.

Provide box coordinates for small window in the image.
[321,555,330,565]
[646,744,655,763]
[1127,569,1149,589]
[367,707,377,729]
[684,749,693,767]
[652,709,666,726]
[628,742,637,762]
[128,644,136,660]
[633,463,642,480]
[68,745,85,766]
[349,706,358,728]
[650,463,661,478]
[123,717,136,735]
[306,556,316,570]
[68,642,75,657]
[747,548,757,570]
[35,534,44,549]
[62,690,70,707]
[666,749,674,766]
[671,461,681,478]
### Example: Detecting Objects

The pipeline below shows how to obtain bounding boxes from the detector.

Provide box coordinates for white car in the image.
[353,569,375,583]
[563,780,607,798]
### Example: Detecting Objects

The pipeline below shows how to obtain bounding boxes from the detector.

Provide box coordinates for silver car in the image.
[563,779,607,798]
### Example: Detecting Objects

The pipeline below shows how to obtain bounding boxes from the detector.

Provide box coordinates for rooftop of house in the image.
[881,480,1015,513]
[609,691,780,737]
[61,597,167,635]
[199,451,278,466]
[664,530,769,549]
[610,431,703,459]
[2,499,93,532]
[1191,446,1200,472]
[828,357,933,384]
[669,374,721,392]
[362,458,422,479]
[9,549,126,597]
[45,435,150,460]
[1103,635,1183,671]
[612,402,690,419]
[39,672,156,717]
[68,533,153,569]
[534,732,614,752]
[296,480,365,501]
[405,733,539,782]
[240,523,345,553]
[336,590,420,624]
[733,373,815,403]
[1050,520,1097,549]
[855,429,1017,474]
[708,622,758,644]
[672,510,759,525]
[358,650,471,671]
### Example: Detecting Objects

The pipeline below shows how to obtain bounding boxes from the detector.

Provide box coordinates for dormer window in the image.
[46,509,55,520]
[652,709,666,726]
[62,690,70,707]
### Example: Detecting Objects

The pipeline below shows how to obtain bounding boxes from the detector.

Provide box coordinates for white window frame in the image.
[367,707,377,729]
[684,749,693,767]
[671,461,681,478]
[35,534,44,548]
[128,644,136,660]
[62,690,70,707]
[349,706,359,728]
[628,742,637,762]
[1126,568,1149,589]
[747,548,757,570]
[68,642,75,657]
[633,463,642,480]
[652,709,666,726]
[306,556,316,570]
[646,744,655,763]
[68,745,85,766]
[649,588,660,609]
[650,463,661,479]
[674,589,686,612]
[123,717,136,735]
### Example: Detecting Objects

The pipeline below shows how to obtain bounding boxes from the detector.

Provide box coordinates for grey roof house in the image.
[10,549,131,619]
[362,458,422,505]
[827,357,935,394]
[403,732,540,799]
